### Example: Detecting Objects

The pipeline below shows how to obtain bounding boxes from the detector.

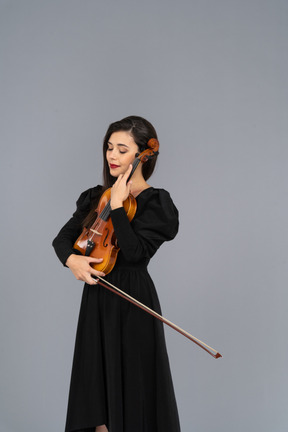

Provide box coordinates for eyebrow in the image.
[108,141,129,148]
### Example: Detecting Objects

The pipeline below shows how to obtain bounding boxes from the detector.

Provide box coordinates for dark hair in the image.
[82,116,159,228]
[102,115,159,189]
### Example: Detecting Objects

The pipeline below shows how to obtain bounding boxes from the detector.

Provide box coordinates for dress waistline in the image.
[114,264,148,271]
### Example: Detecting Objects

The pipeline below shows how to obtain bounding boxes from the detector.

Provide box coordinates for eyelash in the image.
[107,148,127,154]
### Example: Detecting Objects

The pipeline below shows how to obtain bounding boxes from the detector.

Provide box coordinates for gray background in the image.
[1,0,287,431]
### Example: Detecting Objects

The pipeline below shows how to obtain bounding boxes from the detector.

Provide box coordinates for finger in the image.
[86,276,98,285]
[123,164,133,178]
[90,276,99,285]
[120,166,132,182]
[90,267,105,277]
[88,257,103,263]
[114,173,123,183]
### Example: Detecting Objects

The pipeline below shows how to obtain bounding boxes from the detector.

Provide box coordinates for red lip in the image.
[110,164,120,169]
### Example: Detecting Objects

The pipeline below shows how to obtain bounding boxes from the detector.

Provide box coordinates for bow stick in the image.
[93,276,222,359]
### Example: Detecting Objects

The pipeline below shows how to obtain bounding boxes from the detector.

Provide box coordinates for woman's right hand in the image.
[66,254,105,285]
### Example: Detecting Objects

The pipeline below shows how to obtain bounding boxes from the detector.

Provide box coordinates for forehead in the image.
[108,131,137,148]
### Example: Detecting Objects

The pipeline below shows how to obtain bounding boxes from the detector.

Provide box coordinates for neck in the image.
[129,165,150,196]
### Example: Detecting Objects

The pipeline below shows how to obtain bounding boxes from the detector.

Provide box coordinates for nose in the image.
[108,148,117,159]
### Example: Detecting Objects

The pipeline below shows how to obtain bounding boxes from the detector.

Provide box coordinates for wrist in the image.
[111,201,123,210]
[66,254,76,267]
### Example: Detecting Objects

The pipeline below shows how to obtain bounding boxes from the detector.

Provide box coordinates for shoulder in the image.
[135,187,179,236]
[137,187,178,212]
[133,187,179,240]
[76,185,103,210]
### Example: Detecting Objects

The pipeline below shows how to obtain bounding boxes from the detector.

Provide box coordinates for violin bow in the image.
[92,276,222,359]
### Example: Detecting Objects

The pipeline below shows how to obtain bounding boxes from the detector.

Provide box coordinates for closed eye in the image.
[107,147,127,154]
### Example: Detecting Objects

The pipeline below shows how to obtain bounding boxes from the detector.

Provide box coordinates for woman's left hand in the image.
[110,164,133,210]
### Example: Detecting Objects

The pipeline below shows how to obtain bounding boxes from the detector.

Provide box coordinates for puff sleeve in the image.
[110,188,179,263]
[52,186,102,266]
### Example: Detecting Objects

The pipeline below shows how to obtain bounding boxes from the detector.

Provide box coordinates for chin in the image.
[109,170,119,178]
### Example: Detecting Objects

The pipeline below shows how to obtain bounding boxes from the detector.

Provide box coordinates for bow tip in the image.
[215,352,222,359]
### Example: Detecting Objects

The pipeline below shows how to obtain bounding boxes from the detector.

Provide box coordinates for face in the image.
[106,131,139,177]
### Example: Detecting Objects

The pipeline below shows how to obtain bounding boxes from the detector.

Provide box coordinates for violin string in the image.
[129,159,140,180]
[89,219,102,241]
[98,201,110,221]
[102,201,111,221]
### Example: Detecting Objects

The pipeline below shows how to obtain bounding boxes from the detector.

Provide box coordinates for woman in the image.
[53,116,181,432]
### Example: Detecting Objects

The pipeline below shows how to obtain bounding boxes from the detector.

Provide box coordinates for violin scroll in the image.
[136,138,159,163]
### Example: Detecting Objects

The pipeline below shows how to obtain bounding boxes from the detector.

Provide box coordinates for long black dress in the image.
[53,185,181,432]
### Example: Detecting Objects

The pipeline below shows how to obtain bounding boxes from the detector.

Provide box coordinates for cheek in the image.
[127,154,136,164]
[120,153,134,166]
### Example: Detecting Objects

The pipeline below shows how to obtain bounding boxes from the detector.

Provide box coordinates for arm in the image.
[108,165,179,262]
[52,186,105,284]
[110,189,179,263]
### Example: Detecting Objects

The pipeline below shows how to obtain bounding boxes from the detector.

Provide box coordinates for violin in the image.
[73,138,159,274]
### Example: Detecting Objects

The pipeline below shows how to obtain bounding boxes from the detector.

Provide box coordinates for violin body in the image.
[73,188,137,274]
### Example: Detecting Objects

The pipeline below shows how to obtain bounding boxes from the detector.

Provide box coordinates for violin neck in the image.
[127,158,140,183]
[99,202,111,221]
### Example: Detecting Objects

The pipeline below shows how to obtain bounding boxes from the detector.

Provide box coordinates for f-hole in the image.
[102,228,109,248]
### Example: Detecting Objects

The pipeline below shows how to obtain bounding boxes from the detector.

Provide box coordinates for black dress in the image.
[53,186,181,432]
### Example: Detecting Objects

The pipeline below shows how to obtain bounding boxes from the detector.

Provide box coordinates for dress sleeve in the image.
[52,186,102,266]
[110,189,179,263]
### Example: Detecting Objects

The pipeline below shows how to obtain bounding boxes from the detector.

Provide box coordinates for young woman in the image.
[53,116,181,432]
